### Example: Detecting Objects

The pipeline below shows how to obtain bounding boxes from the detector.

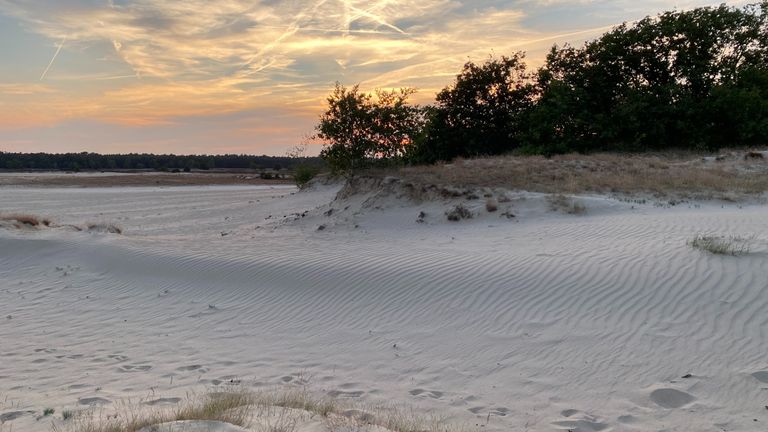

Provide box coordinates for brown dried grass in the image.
[380,151,768,199]
[0,213,51,227]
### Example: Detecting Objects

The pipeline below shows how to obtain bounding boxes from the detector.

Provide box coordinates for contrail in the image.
[40,37,67,81]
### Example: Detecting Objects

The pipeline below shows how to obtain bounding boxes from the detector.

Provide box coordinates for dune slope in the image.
[1,183,767,431]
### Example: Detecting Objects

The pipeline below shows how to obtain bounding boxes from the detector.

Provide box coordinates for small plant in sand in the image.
[0,213,51,227]
[548,194,586,215]
[43,408,55,416]
[61,410,74,421]
[85,223,123,234]
[689,234,752,256]
[445,204,473,221]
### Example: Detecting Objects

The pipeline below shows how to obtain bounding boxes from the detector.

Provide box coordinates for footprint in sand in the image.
[650,388,695,409]
[177,364,208,373]
[409,388,444,399]
[0,410,35,422]
[327,390,364,398]
[552,410,608,432]
[552,419,609,432]
[468,406,510,417]
[79,397,112,406]
[108,354,129,362]
[118,364,152,373]
[143,397,182,406]
[751,371,768,383]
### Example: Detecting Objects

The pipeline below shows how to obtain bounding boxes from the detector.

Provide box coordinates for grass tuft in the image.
[0,213,51,227]
[85,223,123,234]
[689,234,752,256]
[548,194,586,215]
[445,204,473,221]
[54,384,468,432]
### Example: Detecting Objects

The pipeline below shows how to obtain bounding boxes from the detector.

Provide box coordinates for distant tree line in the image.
[0,152,323,172]
[316,2,768,172]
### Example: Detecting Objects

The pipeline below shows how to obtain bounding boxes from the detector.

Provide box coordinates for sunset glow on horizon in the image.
[0,0,751,155]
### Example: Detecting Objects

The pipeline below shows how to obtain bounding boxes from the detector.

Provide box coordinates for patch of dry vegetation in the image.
[689,234,752,256]
[0,213,51,227]
[54,389,255,432]
[86,222,123,234]
[54,385,463,432]
[381,150,768,199]
[548,194,587,215]
[445,204,473,221]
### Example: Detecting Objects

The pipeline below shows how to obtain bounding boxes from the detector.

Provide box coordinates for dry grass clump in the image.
[56,385,465,432]
[86,222,123,234]
[53,388,254,432]
[0,213,51,227]
[377,150,768,198]
[259,385,337,417]
[689,234,752,256]
[445,204,473,221]
[548,194,586,215]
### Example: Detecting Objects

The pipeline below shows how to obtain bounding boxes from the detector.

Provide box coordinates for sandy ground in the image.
[1,177,768,432]
[0,171,291,187]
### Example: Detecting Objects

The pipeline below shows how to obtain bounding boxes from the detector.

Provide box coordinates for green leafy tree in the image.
[412,54,537,163]
[527,1,768,153]
[316,83,423,174]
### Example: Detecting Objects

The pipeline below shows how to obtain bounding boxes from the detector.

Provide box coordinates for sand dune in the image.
[1,182,767,431]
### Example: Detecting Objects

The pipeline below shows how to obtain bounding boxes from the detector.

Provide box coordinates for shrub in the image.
[445,204,473,221]
[689,234,752,255]
[316,83,424,174]
[86,223,123,234]
[293,165,319,188]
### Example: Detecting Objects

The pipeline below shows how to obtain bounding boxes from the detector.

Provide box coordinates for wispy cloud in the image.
[0,0,754,153]
[39,36,66,81]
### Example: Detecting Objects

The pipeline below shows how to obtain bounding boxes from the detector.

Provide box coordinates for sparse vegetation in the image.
[548,194,586,215]
[445,204,473,221]
[0,213,50,227]
[293,165,319,188]
[85,223,123,234]
[689,234,752,255]
[43,408,55,416]
[62,410,74,421]
[375,151,768,199]
[53,385,463,432]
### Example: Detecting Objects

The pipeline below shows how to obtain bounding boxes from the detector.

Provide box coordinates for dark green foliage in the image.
[0,152,322,172]
[405,2,768,161]
[293,164,319,188]
[525,1,768,154]
[410,54,537,163]
[316,83,424,174]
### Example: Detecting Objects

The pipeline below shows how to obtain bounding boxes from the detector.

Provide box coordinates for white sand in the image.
[1,181,768,431]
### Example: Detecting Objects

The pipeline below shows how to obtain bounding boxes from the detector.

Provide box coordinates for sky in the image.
[0,0,753,156]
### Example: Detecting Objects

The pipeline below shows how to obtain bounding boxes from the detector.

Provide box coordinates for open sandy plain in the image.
[1,169,767,431]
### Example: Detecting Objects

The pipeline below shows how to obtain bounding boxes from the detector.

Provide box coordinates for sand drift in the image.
[1,183,768,431]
